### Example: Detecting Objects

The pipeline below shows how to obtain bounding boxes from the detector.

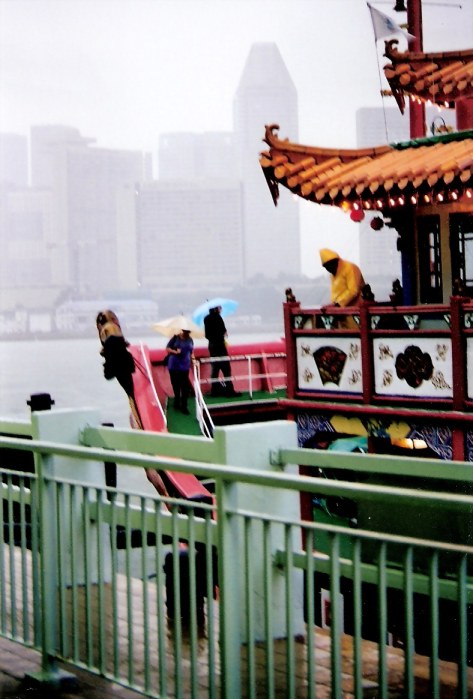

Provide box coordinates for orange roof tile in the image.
[383,40,473,113]
[260,124,473,209]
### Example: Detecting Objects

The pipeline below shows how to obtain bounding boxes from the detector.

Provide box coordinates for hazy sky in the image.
[1,0,472,272]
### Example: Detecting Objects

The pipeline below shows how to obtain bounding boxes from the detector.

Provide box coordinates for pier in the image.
[1,409,472,697]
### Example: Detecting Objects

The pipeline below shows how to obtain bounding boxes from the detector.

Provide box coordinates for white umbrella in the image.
[152,314,205,338]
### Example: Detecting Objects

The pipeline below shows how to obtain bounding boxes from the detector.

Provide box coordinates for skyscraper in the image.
[136,178,243,292]
[136,132,243,294]
[0,133,28,188]
[233,43,300,281]
[30,125,150,295]
[158,132,238,180]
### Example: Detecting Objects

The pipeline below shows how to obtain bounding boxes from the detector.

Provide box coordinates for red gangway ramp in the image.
[129,344,213,505]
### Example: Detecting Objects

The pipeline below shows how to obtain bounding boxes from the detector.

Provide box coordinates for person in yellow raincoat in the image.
[319,248,365,329]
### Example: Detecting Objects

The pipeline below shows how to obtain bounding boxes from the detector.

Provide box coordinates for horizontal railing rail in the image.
[278,446,473,483]
[4,432,473,505]
[198,351,287,398]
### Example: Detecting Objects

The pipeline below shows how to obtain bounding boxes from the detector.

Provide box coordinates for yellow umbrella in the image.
[152,314,205,339]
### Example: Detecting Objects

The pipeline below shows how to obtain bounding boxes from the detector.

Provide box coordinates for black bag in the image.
[164,335,178,366]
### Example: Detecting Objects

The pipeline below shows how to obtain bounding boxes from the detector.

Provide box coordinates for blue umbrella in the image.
[192,297,239,327]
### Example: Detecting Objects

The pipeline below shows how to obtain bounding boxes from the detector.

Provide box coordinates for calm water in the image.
[0,332,281,427]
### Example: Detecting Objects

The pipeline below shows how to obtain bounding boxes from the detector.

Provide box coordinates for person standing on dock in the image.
[166,329,195,415]
[203,306,240,397]
[319,248,365,329]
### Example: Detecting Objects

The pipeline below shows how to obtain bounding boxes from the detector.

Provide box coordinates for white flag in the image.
[367,3,415,42]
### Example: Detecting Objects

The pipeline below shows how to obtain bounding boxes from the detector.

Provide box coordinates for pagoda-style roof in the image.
[260,124,473,210]
[383,40,473,113]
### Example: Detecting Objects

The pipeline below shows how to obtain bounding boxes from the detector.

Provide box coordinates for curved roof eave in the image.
[383,40,473,112]
[260,125,473,209]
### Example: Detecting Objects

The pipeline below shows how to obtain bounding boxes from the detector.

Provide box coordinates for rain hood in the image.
[319,248,340,265]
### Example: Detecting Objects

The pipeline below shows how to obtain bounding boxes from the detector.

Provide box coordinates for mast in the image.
[407,0,425,137]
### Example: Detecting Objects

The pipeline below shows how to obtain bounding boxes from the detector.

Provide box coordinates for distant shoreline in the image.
[0,322,284,343]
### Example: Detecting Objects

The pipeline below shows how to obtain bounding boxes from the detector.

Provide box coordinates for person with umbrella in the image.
[204,306,240,397]
[166,327,196,415]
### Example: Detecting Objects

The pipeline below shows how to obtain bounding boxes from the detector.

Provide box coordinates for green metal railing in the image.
[1,410,472,698]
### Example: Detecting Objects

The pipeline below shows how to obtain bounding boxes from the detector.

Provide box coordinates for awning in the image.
[260,124,473,210]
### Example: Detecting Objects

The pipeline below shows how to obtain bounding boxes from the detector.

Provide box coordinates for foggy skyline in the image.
[1,0,472,272]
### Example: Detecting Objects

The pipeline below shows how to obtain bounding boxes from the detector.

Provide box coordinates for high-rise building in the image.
[233,42,300,281]
[137,44,300,295]
[138,132,242,294]
[0,189,54,287]
[30,125,150,296]
[0,133,28,188]
[136,178,243,292]
[66,146,148,294]
[158,132,238,180]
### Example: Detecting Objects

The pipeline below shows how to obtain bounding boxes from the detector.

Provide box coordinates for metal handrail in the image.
[198,351,287,398]
[192,363,214,438]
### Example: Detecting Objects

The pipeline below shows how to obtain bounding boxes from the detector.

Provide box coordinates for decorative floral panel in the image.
[296,337,362,394]
[373,338,452,398]
[465,338,473,400]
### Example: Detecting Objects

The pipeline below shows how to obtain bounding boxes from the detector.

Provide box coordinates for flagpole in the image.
[407,0,425,138]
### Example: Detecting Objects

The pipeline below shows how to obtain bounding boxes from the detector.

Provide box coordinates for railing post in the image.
[27,407,108,688]
[283,301,299,399]
[450,296,468,460]
[213,420,304,696]
[450,295,467,411]
[247,356,253,398]
[215,475,242,699]
[359,301,374,404]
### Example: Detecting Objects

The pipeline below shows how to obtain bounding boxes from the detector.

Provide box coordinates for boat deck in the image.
[166,389,287,436]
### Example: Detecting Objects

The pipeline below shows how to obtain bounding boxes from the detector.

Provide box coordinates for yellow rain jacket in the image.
[320,249,365,308]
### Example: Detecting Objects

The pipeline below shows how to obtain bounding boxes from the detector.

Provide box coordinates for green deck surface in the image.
[166,389,286,436]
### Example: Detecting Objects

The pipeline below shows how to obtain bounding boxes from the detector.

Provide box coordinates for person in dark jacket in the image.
[203,306,240,397]
[96,309,135,398]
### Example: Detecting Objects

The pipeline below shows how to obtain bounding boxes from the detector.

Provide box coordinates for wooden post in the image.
[450,296,467,412]
[359,302,374,404]
[283,301,300,399]
[450,295,467,460]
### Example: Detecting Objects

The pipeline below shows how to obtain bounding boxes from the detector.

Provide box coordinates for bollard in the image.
[27,393,55,412]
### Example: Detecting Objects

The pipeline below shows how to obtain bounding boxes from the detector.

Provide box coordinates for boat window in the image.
[418,215,442,303]
[450,213,473,297]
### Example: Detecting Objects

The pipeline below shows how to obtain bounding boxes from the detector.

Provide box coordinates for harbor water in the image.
[0,332,282,426]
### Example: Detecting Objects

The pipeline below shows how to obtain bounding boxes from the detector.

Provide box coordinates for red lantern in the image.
[370,217,384,230]
[350,209,365,222]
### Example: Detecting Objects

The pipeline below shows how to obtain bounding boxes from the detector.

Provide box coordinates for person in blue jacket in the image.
[166,328,195,414]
